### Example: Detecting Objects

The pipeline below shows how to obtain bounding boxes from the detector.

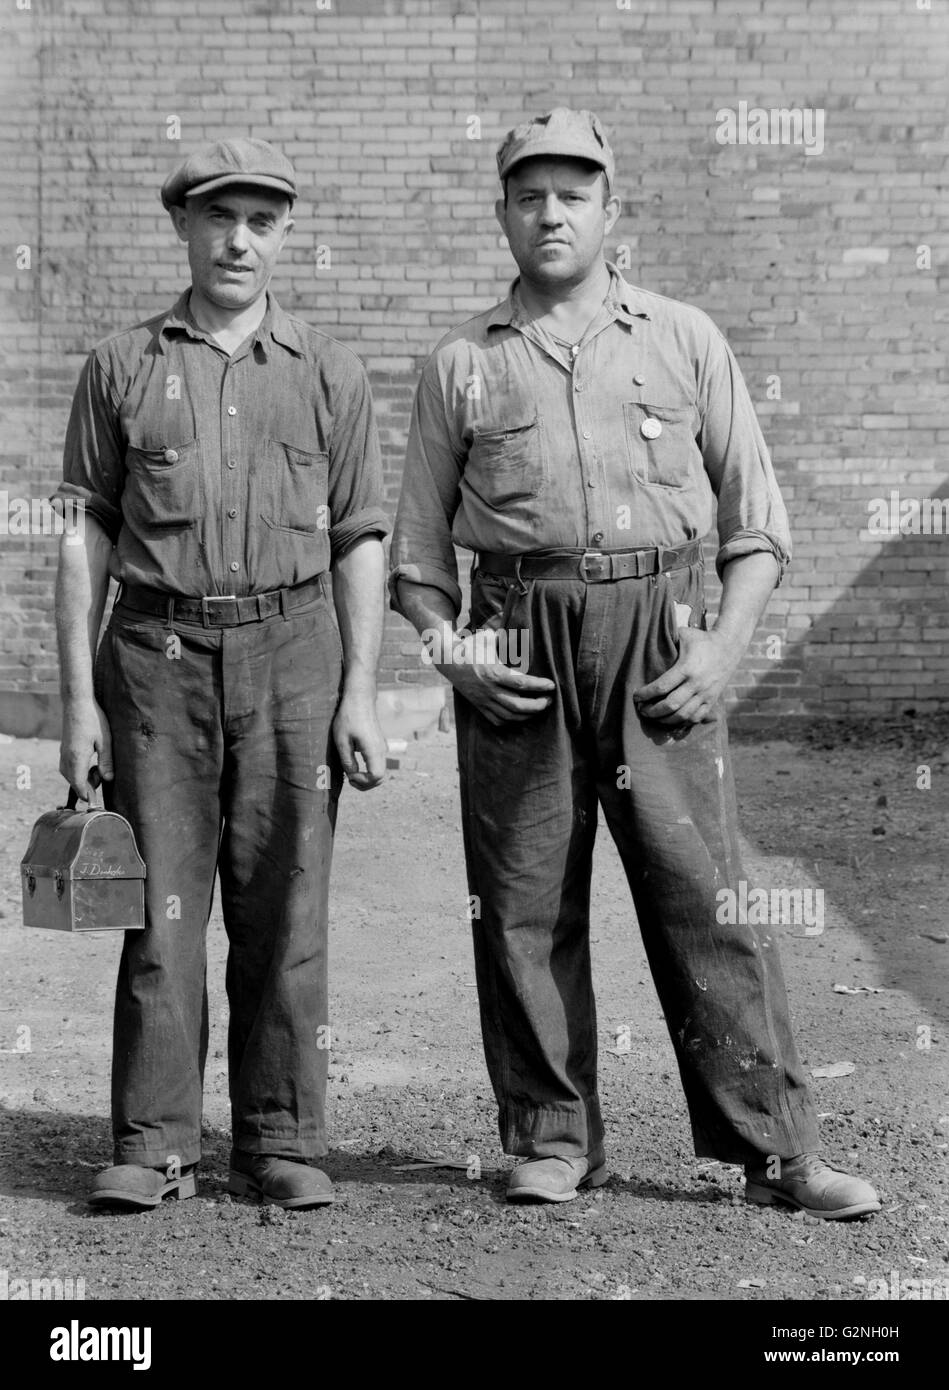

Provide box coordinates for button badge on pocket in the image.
[640,418,662,440]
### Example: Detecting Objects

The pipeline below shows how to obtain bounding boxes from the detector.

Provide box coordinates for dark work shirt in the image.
[56,290,389,596]
[389,265,790,619]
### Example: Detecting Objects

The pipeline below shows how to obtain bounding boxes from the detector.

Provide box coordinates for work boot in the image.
[88,1163,197,1210]
[744,1153,881,1220]
[228,1151,334,1209]
[507,1149,608,1203]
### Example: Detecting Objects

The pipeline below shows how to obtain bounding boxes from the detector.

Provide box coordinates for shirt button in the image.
[633,374,646,386]
[641,418,663,439]
[227,459,237,469]
[582,429,592,440]
[587,478,596,488]
[592,531,604,543]
[574,382,584,392]
[162,448,179,464]
[227,508,237,519]
[229,561,239,573]
[226,406,237,416]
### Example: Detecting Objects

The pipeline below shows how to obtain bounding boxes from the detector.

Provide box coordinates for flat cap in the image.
[160,138,297,211]
[496,107,615,191]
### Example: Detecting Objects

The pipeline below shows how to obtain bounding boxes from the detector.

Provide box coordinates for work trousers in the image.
[94,587,343,1168]
[455,560,819,1165]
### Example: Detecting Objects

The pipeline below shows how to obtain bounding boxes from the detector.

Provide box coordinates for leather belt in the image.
[116,575,325,628]
[476,541,702,584]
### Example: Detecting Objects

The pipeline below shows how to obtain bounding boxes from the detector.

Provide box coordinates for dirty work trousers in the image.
[94,586,343,1168]
[455,558,820,1164]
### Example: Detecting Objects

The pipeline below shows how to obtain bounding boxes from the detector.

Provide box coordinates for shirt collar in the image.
[487,262,651,331]
[265,294,306,356]
[158,289,305,358]
[605,265,653,323]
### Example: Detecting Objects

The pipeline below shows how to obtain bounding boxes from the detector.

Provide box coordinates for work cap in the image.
[160,138,297,211]
[496,107,615,190]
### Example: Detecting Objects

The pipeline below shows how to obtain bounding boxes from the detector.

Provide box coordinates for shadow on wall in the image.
[731,479,949,724]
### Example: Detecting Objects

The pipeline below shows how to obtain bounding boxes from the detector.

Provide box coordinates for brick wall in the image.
[2,0,947,735]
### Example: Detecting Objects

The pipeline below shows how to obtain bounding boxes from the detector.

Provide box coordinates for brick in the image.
[0,0,945,726]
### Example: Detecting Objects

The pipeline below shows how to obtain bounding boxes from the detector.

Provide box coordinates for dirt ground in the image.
[1,717,947,1303]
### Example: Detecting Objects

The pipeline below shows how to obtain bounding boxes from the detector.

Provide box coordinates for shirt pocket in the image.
[465,418,548,509]
[623,403,698,490]
[262,440,329,535]
[124,439,199,529]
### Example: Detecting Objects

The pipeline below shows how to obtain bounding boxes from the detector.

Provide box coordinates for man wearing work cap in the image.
[390,109,880,1218]
[54,137,389,1210]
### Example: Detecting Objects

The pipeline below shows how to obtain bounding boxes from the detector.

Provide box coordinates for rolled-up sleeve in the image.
[388,362,465,618]
[327,359,390,561]
[698,327,792,583]
[52,350,124,542]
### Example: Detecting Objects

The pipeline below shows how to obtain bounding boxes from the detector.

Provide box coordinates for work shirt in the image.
[56,291,389,596]
[389,265,790,619]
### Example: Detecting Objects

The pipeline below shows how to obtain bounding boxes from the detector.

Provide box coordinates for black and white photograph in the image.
[0,0,946,1349]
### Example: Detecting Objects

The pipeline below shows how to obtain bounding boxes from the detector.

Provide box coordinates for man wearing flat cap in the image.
[390,108,880,1218]
[55,137,389,1210]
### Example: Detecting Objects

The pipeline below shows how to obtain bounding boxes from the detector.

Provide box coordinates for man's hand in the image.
[634,625,740,726]
[332,691,387,791]
[438,626,555,727]
[634,553,782,726]
[60,695,113,799]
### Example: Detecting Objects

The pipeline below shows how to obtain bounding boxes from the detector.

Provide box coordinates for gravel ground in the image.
[0,720,946,1303]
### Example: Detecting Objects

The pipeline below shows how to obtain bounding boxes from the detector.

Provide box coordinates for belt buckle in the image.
[200,594,237,628]
[580,551,608,583]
